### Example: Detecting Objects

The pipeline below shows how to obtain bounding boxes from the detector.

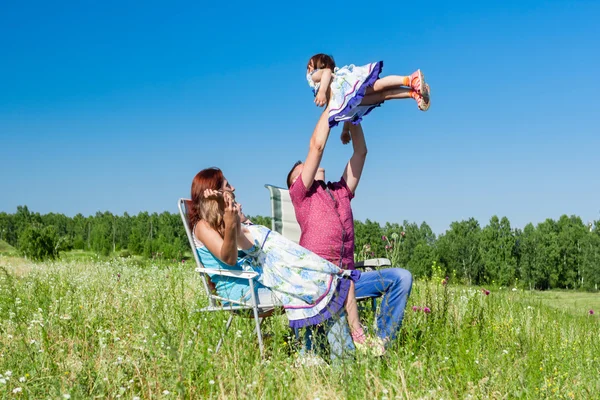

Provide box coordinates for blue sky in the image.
[1,0,599,234]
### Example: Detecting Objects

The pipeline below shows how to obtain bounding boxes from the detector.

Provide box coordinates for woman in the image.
[189,167,359,329]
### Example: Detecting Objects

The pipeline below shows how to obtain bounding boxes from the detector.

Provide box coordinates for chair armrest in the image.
[355,258,391,269]
[195,267,259,280]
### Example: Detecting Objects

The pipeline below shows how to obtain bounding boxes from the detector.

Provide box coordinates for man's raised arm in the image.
[342,122,367,194]
[300,108,332,189]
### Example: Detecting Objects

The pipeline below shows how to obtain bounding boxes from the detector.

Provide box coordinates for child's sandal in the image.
[418,83,431,111]
[410,69,425,94]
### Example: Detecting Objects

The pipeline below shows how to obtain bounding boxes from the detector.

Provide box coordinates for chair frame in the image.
[178,198,276,357]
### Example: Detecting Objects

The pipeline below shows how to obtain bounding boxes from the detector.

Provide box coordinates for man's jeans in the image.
[355,268,413,342]
[299,268,413,360]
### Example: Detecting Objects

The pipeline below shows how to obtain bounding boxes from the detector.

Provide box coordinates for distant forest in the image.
[1,206,599,291]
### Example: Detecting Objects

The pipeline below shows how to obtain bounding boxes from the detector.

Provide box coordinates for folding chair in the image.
[264,185,391,310]
[178,198,276,358]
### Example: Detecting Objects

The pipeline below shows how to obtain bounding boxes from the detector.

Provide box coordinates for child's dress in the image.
[240,224,360,328]
[307,61,384,128]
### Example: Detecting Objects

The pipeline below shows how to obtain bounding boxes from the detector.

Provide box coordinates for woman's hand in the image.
[223,194,240,230]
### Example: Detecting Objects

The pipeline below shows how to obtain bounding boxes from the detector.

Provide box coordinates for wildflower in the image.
[5,371,12,377]
[442,278,448,286]
[412,306,421,312]
[13,387,22,394]
[63,395,71,399]
[400,231,406,237]
[162,390,170,395]
[512,288,517,291]
[590,310,595,315]
[209,380,215,385]
[385,245,392,251]
[391,232,399,240]
[481,288,490,296]
[0,378,6,385]
[382,235,388,241]
[19,377,26,382]
[423,307,432,314]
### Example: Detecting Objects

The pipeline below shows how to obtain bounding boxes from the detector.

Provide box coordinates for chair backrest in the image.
[177,198,217,307]
[264,184,301,244]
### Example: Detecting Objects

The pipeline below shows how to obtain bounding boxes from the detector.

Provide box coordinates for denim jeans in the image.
[354,268,413,342]
[298,311,355,362]
[299,267,413,359]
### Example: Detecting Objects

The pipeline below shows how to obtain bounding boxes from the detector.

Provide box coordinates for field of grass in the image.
[1,255,599,398]
[0,239,16,255]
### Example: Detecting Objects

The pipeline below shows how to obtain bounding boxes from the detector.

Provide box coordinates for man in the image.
[287,109,413,356]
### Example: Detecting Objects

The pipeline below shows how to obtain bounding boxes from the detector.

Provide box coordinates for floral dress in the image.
[240,224,359,328]
[307,61,384,127]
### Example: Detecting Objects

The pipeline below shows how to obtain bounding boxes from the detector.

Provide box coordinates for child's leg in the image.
[361,87,412,105]
[344,281,366,343]
[370,70,425,93]
[361,87,430,111]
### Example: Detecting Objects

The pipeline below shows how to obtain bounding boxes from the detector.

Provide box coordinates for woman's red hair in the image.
[189,167,225,229]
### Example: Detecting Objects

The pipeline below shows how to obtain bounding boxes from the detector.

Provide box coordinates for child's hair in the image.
[307,53,336,70]
[199,194,226,237]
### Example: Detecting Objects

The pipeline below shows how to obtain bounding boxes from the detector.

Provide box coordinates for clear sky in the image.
[1,0,599,234]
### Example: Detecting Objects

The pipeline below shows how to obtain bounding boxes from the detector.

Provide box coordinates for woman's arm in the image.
[194,196,240,266]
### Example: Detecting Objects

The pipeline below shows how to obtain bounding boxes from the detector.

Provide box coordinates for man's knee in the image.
[389,268,413,292]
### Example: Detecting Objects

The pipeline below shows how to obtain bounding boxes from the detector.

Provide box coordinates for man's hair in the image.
[286,160,303,189]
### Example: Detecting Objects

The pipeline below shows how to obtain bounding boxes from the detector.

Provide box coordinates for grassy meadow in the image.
[0,254,599,399]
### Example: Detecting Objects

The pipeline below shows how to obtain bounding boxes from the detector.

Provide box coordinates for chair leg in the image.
[248,279,265,358]
[253,308,265,358]
[215,314,234,354]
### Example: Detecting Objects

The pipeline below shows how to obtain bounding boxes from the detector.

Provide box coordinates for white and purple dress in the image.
[307,61,384,127]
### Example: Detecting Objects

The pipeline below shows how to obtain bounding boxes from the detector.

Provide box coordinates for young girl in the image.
[306,53,431,144]
[197,189,382,353]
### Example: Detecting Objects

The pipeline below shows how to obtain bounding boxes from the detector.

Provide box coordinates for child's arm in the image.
[314,69,332,107]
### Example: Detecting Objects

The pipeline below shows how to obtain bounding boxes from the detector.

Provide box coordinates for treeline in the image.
[355,215,600,291]
[0,206,271,261]
[1,206,599,291]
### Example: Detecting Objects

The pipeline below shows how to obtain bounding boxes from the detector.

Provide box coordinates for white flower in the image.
[4,371,12,377]
[503,349,509,354]
[63,395,71,399]
[30,340,36,345]
[133,397,141,400]
[162,390,170,395]
[0,378,6,384]
[209,380,215,385]
[19,376,26,382]
[13,387,22,393]
[512,288,517,291]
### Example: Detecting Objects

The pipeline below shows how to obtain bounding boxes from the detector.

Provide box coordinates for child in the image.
[306,53,430,144]
[200,190,383,354]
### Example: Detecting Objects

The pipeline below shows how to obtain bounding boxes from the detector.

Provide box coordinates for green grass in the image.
[525,290,599,316]
[0,256,598,398]
[0,239,16,255]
